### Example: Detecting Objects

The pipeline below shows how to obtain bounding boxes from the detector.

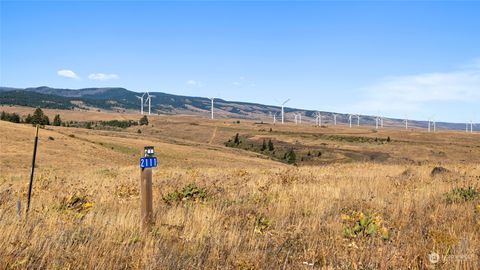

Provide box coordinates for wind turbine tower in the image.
[357,115,360,126]
[136,92,146,115]
[271,112,277,125]
[145,92,155,115]
[348,114,352,128]
[314,112,321,126]
[210,97,215,119]
[281,99,290,124]
[333,114,337,125]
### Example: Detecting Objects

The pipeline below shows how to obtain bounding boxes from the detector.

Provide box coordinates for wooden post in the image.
[26,125,39,215]
[140,167,153,229]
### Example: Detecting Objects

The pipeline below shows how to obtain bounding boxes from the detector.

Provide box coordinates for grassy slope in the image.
[1,111,480,269]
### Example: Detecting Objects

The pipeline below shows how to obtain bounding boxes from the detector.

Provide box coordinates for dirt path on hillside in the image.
[209,126,217,144]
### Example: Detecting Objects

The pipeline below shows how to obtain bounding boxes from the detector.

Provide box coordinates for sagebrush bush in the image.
[444,187,479,203]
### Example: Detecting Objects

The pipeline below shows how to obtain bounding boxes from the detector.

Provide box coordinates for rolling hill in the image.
[0,86,469,130]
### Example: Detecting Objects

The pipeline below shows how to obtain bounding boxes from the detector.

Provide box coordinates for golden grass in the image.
[1,113,480,269]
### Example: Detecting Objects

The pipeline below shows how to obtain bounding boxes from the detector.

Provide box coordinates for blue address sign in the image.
[140,157,157,168]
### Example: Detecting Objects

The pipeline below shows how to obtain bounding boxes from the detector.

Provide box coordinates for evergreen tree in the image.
[25,114,32,124]
[53,114,62,126]
[284,149,296,164]
[139,115,149,126]
[268,139,274,151]
[234,133,240,145]
[0,111,20,123]
[31,108,49,126]
[261,139,267,151]
[10,113,20,123]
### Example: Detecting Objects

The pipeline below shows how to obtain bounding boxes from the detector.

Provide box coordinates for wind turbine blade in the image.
[282,98,291,105]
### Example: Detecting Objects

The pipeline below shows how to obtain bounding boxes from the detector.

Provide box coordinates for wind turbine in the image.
[314,112,322,126]
[280,99,290,124]
[470,120,474,133]
[404,114,408,130]
[136,92,147,115]
[356,114,360,126]
[294,113,302,124]
[375,116,379,129]
[348,114,353,128]
[270,112,278,124]
[210,97,215,119]
[144,92,155,115]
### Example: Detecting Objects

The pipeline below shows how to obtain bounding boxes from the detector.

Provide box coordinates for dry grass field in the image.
[1,108,480,269]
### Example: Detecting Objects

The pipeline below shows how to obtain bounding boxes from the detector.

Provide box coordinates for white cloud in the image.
[57,69,79,79]
[353,61,480,114]
[186,80,203,87]
[88,73,119,81]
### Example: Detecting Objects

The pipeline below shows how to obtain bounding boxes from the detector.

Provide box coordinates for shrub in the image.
[53,114,62,126]
[225,133,242,147]
[444,187,479,204]
[28,108,50,126]
[0,111,20,123]
[99,120,138,128]
[342,211,389,240]
[284,149,296,164]
[139,115,149,126]
[162,183,207,205]
[261,139,267,151]
[57,191,94,219]
[254,214,272,234]
[268,139,274,151]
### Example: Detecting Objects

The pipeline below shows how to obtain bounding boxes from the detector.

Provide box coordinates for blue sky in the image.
[1,1,479,122]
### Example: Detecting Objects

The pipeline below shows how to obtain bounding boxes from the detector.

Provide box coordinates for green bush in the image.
[53,114,62,126]
[99,120,138,128]
[139,115,149,126]
[268,139,274,151]
[0,111,20,123]
[25,108,49,126]
[225,133,242,147]
[254,214,272,234]
[162,183,207,205]
[342,211,389,240]
[284,149,296,164]
[444,187,479,204]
